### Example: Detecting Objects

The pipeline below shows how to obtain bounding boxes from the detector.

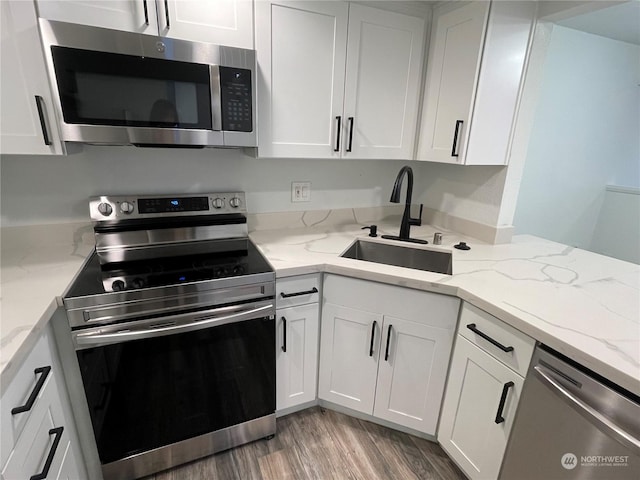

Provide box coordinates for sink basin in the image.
[340,239,452,275]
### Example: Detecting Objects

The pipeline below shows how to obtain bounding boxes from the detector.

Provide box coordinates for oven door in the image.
[73,300,275,479]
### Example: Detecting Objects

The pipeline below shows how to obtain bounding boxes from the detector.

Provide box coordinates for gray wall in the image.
[513,25,640,263]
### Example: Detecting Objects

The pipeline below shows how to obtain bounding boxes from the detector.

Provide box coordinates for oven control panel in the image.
[90,192,246,221]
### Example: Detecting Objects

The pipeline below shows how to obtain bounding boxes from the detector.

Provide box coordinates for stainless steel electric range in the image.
[52,192,275,480]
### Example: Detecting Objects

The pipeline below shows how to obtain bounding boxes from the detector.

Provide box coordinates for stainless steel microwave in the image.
[39,20,256,148]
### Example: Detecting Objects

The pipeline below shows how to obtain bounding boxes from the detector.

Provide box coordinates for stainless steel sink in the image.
[340,239,452,275]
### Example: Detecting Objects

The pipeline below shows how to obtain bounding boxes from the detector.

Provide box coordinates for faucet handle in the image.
[409,204,423,227]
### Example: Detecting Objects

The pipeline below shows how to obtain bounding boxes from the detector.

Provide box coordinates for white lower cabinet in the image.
[319,275,459,435]
[1,322,86,480]
[318,303,382,414]
[438,303,534,479]
[276,275,320,412]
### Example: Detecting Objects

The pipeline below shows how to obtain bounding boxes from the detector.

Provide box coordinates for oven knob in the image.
[111,280,125,291]
[229,197,242,208]
[232,265,245,275]
[215,267,228,277]
[131,277,145,289]
[120,201,134,214]
[97,202,113,217]
[212,198,225,209]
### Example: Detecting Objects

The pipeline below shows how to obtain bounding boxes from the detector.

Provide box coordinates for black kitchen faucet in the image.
[381,166,428,244]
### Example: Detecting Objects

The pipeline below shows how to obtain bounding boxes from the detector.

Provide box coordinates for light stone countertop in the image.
[250,219,640,397]
[1,218,639,398]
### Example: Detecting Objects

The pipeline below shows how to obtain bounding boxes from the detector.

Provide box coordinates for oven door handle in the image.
[74,302,273,347]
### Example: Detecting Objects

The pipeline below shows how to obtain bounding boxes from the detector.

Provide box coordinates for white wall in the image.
[513,25,640,256]
[590,187,640,264]
[0,146,425,226]
[413,163,507,227]
[0,144,512,230]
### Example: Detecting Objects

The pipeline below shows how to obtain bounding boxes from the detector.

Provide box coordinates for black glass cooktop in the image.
[66,239,273,297]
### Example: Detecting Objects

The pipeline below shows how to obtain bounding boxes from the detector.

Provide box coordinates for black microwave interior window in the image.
[219,67,252,132]
[51,46,212,129]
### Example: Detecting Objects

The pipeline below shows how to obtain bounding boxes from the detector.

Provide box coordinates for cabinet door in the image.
[160,0,253,48]
[318,303,382,414]
[256,1,348,158]
[55,437,82,480]
[1,370,72,480]
[438,336,524,480]
[343,4,425,160]
[0,1,64,155]
[373,315,454,435]
[35,0,158,34]
[276,303,320,411]
[416,1,489,164]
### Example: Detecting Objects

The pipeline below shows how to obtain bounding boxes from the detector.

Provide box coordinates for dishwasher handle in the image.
[533,365,640,453]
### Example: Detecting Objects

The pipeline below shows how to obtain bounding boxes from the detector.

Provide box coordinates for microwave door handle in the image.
[210,65,222,131]
[75,303,273,347]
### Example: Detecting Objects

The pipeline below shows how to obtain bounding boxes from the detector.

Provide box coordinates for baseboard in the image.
[276,399,319,418]
[317,399,438,443]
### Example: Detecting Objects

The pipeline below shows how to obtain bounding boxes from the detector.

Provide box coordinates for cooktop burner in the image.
[66,239,273,297]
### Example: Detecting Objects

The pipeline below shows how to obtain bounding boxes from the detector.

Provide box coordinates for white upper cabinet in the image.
[1,1,64,155]
[36,0,158,35]
[36,0,254,48]
[256,1,349,158]
[159,0,254,47]
[342,5,425,159]
[256,1,425,159]
[417,1,536,165]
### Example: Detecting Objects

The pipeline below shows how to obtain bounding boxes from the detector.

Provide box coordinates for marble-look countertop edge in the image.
[2,222,638,399]
[0,298,59,394]
[455,290,640,397]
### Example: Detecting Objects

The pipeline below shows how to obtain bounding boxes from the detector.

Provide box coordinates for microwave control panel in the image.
[220,67,252,132]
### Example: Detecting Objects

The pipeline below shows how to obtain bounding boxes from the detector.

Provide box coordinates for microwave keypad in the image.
[220,67,252,132]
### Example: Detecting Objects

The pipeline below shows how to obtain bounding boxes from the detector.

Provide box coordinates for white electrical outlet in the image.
[291,182,311,202]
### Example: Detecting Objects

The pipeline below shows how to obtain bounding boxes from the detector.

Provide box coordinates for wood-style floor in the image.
[148,407,466,480]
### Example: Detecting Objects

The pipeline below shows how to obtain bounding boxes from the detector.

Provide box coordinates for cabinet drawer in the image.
[1,333,55,467]
[2,370,70,480]
[276,274,321,308]
[458,303,534,377]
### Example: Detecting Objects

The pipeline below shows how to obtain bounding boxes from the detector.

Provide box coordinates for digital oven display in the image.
[138,196,210,214]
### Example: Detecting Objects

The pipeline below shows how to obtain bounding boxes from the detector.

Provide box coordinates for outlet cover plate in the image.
[291,181,311,202]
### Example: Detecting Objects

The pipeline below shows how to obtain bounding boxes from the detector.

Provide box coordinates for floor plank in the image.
[148,407,465,480]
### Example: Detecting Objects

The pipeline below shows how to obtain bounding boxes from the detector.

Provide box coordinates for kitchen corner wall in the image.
[0,146,510,235]
[511,25,640,263]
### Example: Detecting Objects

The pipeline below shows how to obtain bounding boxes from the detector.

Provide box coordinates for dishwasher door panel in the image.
[499,347,640,480]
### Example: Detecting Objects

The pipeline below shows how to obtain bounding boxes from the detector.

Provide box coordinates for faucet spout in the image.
[382,166,428,244]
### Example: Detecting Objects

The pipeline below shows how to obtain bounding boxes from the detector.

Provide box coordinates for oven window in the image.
[51,46,212,129]
[76,317,275,464]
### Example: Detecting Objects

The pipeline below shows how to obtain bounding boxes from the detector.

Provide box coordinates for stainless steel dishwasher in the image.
[499,344,640,479]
